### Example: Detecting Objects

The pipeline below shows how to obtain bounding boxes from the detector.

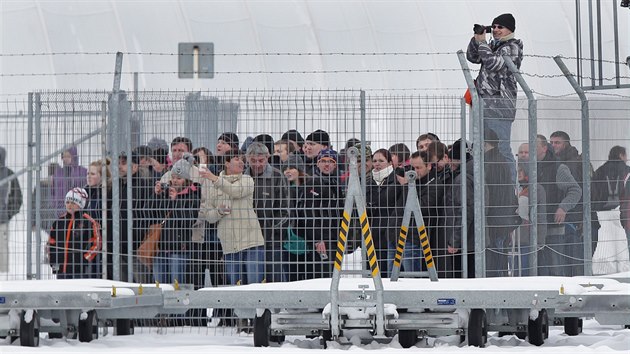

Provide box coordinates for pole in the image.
[553,56,593,276]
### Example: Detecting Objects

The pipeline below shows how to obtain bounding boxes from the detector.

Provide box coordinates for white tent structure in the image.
[1,0,629,96]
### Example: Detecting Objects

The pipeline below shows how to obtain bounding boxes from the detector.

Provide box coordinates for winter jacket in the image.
[245,164,290,249]
[592,160,630,211]
[412,168,448,250]
[51,146,88,214]
[155,183,201,253]
[48,211,101,277]
[365,171,404,247]
[286,175,341,254]
[0,147,23,224]
[119,173,154,251]
[445,160,475,250]
[537,149,582,229]
[201,172,264,254]
[467,36,523,121]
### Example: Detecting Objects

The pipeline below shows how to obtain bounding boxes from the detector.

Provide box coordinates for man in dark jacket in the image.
[442,140,475,278]
[550,130,590,273]
[119,152,153,283]
[0,146,23,275]
[535,135,582,276]
[484,129,521,277]
[245,142,290,282]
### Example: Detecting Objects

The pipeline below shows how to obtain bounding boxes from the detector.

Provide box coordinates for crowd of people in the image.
[1,124,618,290]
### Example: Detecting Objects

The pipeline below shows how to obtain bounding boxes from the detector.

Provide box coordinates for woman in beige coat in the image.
[199,149,265,285]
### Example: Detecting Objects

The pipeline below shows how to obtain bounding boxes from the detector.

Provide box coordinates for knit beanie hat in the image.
[171,152,194,180]
[281,129,305,146]
[492,13,515,32]
[253,134,275,156]
[284,153,305,172]
[317,148,338,162]
[218,132,240,149]
[65,187,88,209]
[450,139,472,161]
[305,129,330,146]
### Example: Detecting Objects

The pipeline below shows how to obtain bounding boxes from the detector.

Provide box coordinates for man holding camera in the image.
[467,13,523,180]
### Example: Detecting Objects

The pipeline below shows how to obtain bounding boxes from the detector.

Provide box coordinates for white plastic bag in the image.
[592,209,630,275]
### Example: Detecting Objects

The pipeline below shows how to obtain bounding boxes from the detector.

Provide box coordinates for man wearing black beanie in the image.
[466,12,522,181]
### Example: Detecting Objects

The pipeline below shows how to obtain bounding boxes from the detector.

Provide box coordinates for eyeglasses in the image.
[492,25,505,29]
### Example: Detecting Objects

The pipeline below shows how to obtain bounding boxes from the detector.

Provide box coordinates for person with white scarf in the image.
[364,148,405,277]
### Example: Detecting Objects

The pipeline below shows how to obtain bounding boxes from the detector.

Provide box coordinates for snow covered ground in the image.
[1,319,629,353]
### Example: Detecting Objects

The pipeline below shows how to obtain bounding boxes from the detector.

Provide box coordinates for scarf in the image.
[372,166,393,186]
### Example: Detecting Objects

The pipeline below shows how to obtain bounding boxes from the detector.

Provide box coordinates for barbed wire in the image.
[524,53,629,66]
[1,51,628,66]
[0,68,473,77]
[3,69,629,84]
[0,51,460,57]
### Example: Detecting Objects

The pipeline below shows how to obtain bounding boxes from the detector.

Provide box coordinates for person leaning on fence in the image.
[152,154,201,285]
[533,135,582,276]
[549,131,592,274]
[365,148,405,277]
[283,152,338,280]
[199,149,265,285]
[118,152,154,283]
[84,159,113,278]
[0,146,23,276]
[245,142,290,283]
[48,187,101,279]
[467,13,523,180]
[483,128,522,277]
[397,150,447,276]
[400,150,451,277]
[443,140,475,278]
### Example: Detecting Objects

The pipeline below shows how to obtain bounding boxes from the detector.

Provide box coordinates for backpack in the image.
[592,167,627,211]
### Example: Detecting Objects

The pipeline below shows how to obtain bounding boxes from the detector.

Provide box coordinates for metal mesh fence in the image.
[1,90,629,335]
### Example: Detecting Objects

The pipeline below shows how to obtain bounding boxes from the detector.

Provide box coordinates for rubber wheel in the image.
[253,309,271,347]
[78,310,99,343]
[19,310,40,347]
[270,334,285,344]
[564,317,582,336]
[398,329,418,348]
[528,309,548,346]
[115,319,134,336]
[468,309,487,347]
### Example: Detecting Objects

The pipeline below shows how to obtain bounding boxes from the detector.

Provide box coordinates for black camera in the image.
[473,24,492,35]
[160,182,170,191]
[395,165,412,177]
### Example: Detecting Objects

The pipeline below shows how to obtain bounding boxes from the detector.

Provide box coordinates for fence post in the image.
[110,52,124,280]
[456,50,484,278]
[34,93,43,280]
[26,93,34,279]
[100,101,109,280]
[553,55,592,276]
[459,97,468,278]
[502,55,539,276]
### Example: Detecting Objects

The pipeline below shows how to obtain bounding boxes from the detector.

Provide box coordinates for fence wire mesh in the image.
[1,90,629,335]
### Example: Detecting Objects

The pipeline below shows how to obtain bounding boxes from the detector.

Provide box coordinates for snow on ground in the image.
[0,319,628,353]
